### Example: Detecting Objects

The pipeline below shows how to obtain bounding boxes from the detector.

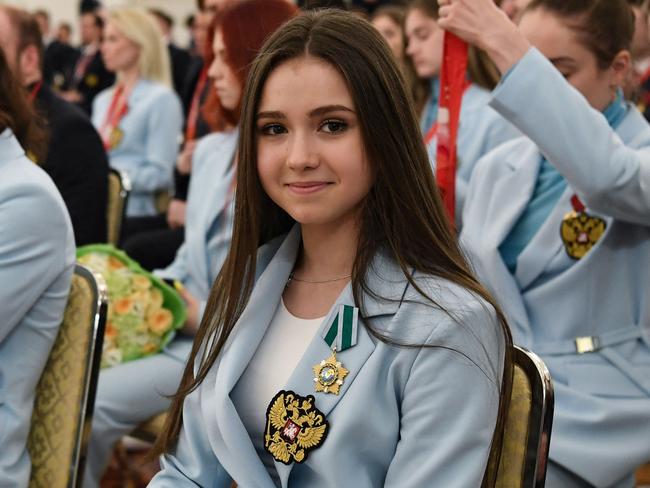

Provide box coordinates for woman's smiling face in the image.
[256,56,374,228]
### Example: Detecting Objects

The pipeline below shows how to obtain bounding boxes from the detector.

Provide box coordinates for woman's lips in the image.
[286,182,331,194]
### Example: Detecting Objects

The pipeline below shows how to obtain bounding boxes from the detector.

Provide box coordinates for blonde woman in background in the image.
[92,7,183,241]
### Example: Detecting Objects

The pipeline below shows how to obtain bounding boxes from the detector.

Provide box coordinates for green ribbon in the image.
[323,304,358,352]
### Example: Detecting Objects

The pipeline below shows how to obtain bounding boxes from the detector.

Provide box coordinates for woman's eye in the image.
[259,124,286,136]
[320,120,348,134]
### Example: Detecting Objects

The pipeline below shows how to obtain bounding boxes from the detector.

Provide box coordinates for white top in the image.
[231,298,326,485]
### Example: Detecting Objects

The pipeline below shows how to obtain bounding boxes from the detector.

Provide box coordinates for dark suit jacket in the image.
[35,83,109,245]
[43,41,79,91]
[168,43,192,98]
[73,50,115,115]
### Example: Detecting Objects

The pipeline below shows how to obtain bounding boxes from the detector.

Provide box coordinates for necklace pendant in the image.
[312,348,348,395]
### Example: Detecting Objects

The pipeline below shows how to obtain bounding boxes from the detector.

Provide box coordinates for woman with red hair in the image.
[82,2,297,486]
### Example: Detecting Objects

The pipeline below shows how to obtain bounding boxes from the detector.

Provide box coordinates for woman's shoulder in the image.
[618,103,650,148]
[194,130,239,158]
[92,86,115,111]
[1,156,71,231]
[371,262,504,372]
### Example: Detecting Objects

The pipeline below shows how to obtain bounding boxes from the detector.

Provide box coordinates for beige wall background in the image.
[0,0,197,47]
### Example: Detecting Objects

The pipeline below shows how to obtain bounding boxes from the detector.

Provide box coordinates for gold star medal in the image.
[313,304,358,395]
[560,195,606,260]
[264,390,329,465]
[313,348,348,395]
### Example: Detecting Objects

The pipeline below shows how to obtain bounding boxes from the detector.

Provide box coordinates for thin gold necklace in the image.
[287,272,351,284]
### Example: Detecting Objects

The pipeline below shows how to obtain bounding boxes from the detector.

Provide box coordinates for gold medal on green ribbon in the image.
[264,390,328,465]
[312,304,358,395]
[313,348,348,395]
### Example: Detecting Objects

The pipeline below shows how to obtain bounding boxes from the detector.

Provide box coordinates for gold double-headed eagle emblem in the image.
[264,390,328,465]
[560,211,606,260]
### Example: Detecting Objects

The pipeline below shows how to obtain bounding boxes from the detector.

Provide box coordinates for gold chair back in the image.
[107,169,130,245]
[492,345,554,488]
[27,264,108,488]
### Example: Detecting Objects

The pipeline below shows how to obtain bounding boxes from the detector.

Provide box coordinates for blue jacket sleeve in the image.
[129,91,183,194]
[148,374,232,487]
[490,48,650,225]
[383,300,504,487]
[0,173,74,342]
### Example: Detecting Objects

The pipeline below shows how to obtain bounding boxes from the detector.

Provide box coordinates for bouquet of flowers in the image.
[77,245,186,368]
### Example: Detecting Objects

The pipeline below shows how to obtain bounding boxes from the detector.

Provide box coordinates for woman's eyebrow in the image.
[257,105,355,120]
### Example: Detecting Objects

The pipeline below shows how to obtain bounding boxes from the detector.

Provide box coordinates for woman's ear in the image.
[609,49,632,89]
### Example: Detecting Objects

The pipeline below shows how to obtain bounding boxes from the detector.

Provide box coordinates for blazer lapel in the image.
[210,226,301,488]
[514,186,572,289]
[462,144,540,346]
[274,252,404,486]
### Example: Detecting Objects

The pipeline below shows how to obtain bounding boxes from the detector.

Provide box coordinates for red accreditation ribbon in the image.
[435,32,468,226]
[184,67,208,142]
[99,84,129,151]
[28,81,43,103]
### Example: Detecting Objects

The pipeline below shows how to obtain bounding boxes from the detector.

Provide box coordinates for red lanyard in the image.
[423,80,470,146]
[185,67,208,142]
[28,81,43,103]
[435,33,468,225]
[100,85,129,150]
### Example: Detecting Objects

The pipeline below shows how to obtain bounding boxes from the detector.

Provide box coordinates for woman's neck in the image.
[119,64,141,95]
[295,215,360,280]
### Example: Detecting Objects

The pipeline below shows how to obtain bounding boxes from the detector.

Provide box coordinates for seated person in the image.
[0,47,75,487]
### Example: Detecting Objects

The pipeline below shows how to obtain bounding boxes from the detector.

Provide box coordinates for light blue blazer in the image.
[461,48,650,486]
[149,226,505,487]
[0,129,76,487]
[426,84,520,220]
[92,79,183,217]
[155,130,238,361]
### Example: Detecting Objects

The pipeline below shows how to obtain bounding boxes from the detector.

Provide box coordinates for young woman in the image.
[149,10,512,488]
[82,2,297,486]
[0,48,75,487]
[405,0,520,218]
[438,0,650,485]
[370,5,423,110]
[92,7,183,229]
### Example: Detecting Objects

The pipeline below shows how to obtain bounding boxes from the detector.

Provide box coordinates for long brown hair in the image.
[154,10,512,485]
[0,45,47,162]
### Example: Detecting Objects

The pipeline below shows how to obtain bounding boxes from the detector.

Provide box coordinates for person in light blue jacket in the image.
[439,0,650,485]
[83,2,298,486]
[0,48,75,488]
[405,0,520,217]
[148,10,512,487]
[91,7,183,220]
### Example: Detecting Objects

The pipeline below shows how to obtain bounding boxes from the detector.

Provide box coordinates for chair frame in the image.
[513,345,554,488]
[69,264,108,487]
[107,168,131,245]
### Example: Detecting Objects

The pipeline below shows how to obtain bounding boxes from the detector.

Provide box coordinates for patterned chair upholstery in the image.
[27,265,108,488]
[489,346,554,488]
[107,169,131,245]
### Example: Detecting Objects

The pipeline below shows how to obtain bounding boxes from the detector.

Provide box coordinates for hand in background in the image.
[166,199,187,229]
[179,286,200,335]
[437,0,530,74]
[176,141,197,175]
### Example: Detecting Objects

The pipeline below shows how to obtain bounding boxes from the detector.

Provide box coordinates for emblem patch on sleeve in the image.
[264,390,328,465]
